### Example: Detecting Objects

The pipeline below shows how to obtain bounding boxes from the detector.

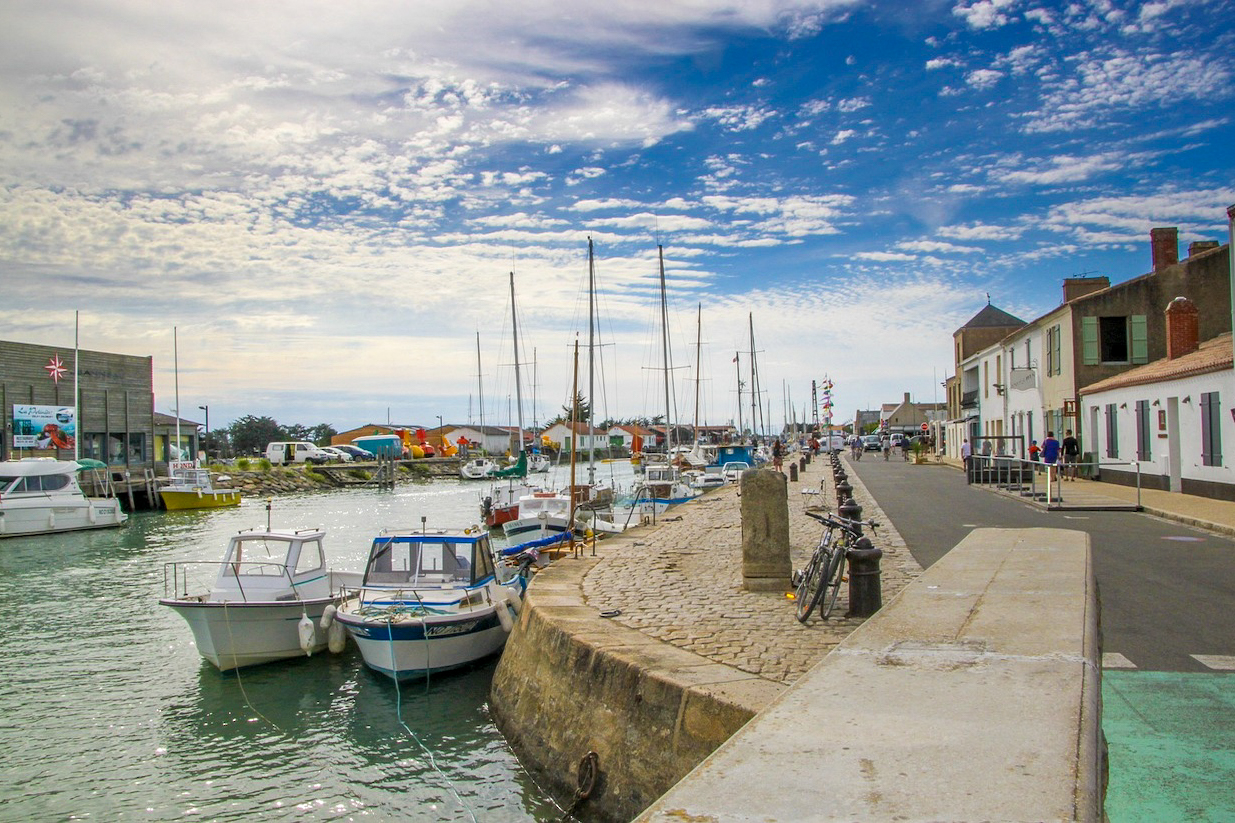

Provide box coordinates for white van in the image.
[265,441,331,465]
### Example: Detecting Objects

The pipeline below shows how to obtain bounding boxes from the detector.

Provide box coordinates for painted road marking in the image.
[1192,655,1235,670]
[1103,653,1137,669]
[1103,671,1235,822]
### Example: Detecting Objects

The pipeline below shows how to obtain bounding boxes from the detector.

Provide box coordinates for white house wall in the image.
[1083,371,1235,493]
[1002,324,1045,458]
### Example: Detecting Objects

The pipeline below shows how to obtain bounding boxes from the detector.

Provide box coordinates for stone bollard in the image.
[789,462,798,482]
[739,468,791,591]
[846,536,883,617]
[799,457,807,472]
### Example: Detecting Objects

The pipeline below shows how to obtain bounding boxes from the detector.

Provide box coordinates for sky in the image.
[2,0,1233,435]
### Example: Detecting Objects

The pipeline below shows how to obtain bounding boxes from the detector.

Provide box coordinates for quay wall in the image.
[637,527,1105,822]
[489,551,787,823]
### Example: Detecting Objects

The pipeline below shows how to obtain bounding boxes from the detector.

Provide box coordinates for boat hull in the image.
[160,596,340,671]
[160,489,242,510]
[337,608,510,680]
[0,498,127,538]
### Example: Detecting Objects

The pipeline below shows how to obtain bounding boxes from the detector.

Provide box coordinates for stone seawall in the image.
[489,455,922,822]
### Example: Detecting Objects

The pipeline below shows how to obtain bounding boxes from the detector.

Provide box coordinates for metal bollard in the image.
[846,536,882,618]
[836,480,852,502]
[799,457,807,472]
[789,463,798,482]
[838,496,862,528]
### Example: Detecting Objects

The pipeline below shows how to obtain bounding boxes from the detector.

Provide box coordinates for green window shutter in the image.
[1081,317,1099,365]
[1130,315,1148,364]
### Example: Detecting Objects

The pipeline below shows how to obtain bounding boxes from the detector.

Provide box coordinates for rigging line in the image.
[386,622,479,823]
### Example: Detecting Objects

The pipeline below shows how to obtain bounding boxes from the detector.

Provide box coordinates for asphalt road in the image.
[846,454,1235,673]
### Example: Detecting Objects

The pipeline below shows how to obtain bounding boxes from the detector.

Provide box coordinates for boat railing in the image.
[163,559,298,603]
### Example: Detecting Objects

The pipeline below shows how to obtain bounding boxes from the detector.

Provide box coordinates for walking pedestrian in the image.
[1062,430,1080,480]
[961,438,973,483]
[1042,431,1061,484]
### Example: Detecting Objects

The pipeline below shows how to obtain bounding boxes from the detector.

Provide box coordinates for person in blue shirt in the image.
[1041,431,1061,483]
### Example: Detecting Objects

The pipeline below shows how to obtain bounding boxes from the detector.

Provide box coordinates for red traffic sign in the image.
[920,423,929,431]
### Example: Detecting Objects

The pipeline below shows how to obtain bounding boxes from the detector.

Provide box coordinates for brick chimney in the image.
[1151,227,1178,271]
[1062,276,1110,303]
[1188,240,1220,257]
[1165,296,1199,360]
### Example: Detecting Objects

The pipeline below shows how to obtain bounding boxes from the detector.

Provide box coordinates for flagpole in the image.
[74,311,80,462]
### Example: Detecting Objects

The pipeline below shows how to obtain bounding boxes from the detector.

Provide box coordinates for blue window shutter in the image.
[1082,317,1099,365]
[1130,315,1148,364]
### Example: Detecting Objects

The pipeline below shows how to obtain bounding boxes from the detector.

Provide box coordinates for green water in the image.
[0,478,590,822]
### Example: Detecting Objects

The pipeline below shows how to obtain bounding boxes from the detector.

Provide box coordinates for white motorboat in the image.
[460,457,498,480]
[160,528,362,671]
[502,490,572,540]
[0,458,127,538]
[722,461,752,483]
[686,469,726,491]
[334,528,529,681]
[528,453,552,473]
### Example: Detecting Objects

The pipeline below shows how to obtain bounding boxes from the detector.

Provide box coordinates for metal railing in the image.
[965,454,1142,509]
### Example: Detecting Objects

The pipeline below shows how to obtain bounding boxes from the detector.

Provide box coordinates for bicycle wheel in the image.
[795,546,828,623]
[819,540,849,619]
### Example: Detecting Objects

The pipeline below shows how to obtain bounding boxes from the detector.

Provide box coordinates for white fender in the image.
[319,603,337,630]
[504,587,523,615]
[327,620,347,653]
[495,598,514,633]
[298,613,316,655]
[88,504,97,524]
[48,510,55,529]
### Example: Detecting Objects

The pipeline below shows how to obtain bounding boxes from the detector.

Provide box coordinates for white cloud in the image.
[896,239,983,254]
[952,0,1017,30]
[856,251,917,261]
[698,104,777,132]
[965,68,1004,90]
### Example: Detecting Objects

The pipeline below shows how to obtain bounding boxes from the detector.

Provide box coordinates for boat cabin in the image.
[363,532,495,588]
[169,468,212,488]
[211,529,329,601]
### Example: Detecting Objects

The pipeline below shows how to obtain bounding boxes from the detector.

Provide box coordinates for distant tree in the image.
[282,423,311,442]
[560,392,592,425]
[307,423,337,445]
[229,415,283,455]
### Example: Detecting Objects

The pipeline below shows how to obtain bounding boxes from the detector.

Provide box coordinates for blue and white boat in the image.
[334,527,530,681]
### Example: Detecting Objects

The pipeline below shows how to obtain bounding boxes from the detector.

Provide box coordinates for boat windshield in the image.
[223,536,295,576]
[365,536,493,586]
[0,473,71,493]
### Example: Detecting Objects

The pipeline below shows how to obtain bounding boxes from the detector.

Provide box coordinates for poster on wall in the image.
[12,405,77,449]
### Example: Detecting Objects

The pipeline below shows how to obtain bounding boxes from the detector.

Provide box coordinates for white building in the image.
[1080,298,1233,498]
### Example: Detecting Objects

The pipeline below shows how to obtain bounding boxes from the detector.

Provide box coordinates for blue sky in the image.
[2,0,1233,435]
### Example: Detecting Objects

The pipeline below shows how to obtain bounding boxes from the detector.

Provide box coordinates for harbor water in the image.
[0,465,633,822]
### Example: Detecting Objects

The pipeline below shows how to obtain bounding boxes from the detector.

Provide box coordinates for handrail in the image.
[162,559,300,602]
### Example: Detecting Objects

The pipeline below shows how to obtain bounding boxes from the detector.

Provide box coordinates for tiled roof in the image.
[1080,333,1233,395]
[957,304,1026,331]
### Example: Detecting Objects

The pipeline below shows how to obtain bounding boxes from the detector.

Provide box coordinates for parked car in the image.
[318,446,353,462]
[334,444,375,460]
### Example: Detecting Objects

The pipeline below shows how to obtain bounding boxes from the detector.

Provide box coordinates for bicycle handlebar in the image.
[804,509,879,531]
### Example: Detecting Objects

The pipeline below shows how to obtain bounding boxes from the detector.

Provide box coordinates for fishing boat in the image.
[502,490,572,540]
[334,527,529,681]
[160,527,362,670]
[159,467,241,510]
[528,453,551,473]
[0,458,127,538]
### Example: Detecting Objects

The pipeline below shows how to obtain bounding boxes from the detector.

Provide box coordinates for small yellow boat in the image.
[160,467,242,510]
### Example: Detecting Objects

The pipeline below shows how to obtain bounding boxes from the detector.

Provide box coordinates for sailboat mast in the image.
[509,273,525,457]
[587,238,596,481]
[658,245,672,453]
[692,303,701,449]
[475,332,485,434]
[173,326,181,463]
[748,314,757,439]
[734,351,743,438]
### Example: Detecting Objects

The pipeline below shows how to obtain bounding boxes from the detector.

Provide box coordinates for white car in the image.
[318,446,353,462]
[721,461,751,483]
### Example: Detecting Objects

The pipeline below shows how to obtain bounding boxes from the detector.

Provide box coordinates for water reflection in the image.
[0,479,582,821]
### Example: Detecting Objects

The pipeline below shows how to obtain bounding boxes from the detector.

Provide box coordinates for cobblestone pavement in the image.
[581,453,923,685]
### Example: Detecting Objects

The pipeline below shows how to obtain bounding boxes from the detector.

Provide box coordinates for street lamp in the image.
[436,414,443,431]
[198,405,209,461]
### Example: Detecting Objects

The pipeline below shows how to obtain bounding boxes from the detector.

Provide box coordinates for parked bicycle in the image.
[792,510,878,622]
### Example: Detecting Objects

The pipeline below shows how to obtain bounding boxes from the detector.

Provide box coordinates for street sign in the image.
[921,422,929,432]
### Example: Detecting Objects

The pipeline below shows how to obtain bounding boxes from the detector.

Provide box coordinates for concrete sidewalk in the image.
[939,454,1235,536]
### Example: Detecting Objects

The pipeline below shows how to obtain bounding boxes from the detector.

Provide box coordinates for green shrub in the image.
[348,468,370,480]
[259,458,272,472]
[236,458,251,471]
